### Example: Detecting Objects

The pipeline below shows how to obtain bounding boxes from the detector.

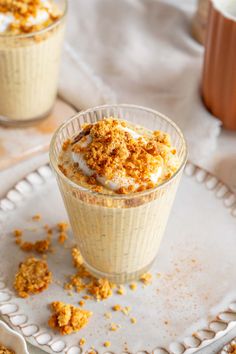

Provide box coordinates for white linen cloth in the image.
[59,0,221,164]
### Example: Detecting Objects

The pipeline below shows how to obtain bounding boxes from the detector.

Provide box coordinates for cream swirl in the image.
[0,13,14,33]
[0,0,53,33]
[71,124,163,192]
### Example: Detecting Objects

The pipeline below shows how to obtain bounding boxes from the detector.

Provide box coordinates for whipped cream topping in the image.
[0,13,14,33]
[0,0,54,33]
[27,9,50,26]
[71,124,163,192]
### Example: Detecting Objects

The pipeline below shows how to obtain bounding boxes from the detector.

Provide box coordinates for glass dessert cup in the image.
[50,104,188,283]
[0,0,67,127]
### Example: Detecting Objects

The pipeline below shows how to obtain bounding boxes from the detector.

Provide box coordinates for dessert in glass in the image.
[0,0,67,126]
[50,105,187,283]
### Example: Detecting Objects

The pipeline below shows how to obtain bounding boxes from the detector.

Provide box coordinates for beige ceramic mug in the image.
[202,0,236,130]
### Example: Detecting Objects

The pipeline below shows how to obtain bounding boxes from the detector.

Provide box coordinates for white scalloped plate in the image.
[0,162,236,354]
[0,320,29,354]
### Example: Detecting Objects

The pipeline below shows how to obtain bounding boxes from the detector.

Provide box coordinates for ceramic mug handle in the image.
[202,0,236,130]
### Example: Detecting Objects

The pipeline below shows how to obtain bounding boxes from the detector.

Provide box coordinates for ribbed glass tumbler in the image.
[50,104,187,283]
[0,0,67,126]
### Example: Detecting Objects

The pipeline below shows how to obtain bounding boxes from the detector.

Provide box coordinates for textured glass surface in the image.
[0,0,67,124]
[50,105,187,282]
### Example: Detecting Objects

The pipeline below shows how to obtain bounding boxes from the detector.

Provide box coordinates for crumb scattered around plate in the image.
[220,339,236,353]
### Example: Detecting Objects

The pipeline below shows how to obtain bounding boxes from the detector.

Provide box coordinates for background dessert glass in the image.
[50,104,187,283]
[0,0,67,126]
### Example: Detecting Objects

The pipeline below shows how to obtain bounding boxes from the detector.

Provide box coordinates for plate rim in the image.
[0,161,236,354]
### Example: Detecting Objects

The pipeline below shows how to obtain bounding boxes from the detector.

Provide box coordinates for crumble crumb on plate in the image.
[48,301,92,335]
[140,272,152,285]
[14,257,52,298]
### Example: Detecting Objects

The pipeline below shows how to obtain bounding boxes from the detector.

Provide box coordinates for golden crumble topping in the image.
[0,0,62,34]
[229,344,236,354]
[48,301,92,335]
[62,139,71,151]
[14,257,52,298]
[67,118,179,194]
[0,344,15,354]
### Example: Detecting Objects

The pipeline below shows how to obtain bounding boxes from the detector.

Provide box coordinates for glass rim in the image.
[49,104,188,200]
[0,0,67,39]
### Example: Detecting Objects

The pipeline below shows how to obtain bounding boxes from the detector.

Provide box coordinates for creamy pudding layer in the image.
[0,0,65,122]
[57,118,181,282]
[59,176,179,279]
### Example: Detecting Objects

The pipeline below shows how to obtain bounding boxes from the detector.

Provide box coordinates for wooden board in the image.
[0,98,76,171]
